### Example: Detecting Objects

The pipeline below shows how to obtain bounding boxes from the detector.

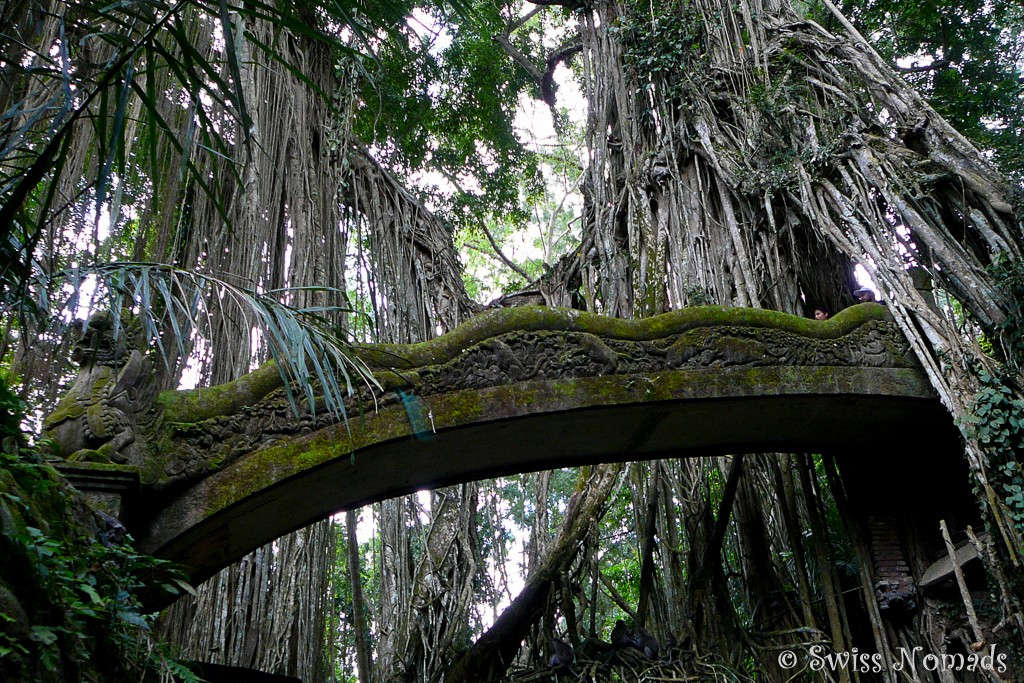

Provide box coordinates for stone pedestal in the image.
[55,463,139,520]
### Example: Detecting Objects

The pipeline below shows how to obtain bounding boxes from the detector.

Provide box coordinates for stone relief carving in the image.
[155,313,915,488]
[43,306,917,489]
[412,319,915,395]
[42,311,161,466]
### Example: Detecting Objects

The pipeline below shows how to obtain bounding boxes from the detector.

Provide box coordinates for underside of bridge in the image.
[134,364,956,584]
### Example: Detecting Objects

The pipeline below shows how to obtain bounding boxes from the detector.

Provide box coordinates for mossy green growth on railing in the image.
[355,303,889,369]
[156,303,890,423]
[157,360,284,424]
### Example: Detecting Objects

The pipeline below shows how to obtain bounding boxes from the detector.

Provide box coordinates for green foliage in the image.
[989,254,1024,369]
[0,380,199,681]
[329,519,372,682]
[353,1,541,232]
[812,456,857,580]
[959,368,1024,543]
[615,2,706,103]
[610,0,708,135]
[0,371,25,449]
[595,477,643,624]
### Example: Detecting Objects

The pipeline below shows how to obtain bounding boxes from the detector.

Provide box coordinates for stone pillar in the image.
[908,266,938,313]
[866,514,917,614]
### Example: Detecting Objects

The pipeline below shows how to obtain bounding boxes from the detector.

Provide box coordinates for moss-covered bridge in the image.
[46,304,959,585]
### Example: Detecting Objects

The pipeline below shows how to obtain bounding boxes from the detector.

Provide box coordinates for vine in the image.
[955,255,1024,548]
[614,3,707,104]
[0,376,200,682]
[990,254,1024,369]
[959,368,1024,549]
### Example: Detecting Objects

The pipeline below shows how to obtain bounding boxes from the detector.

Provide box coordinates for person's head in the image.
[814,308,829,321]
[853,287,876,302]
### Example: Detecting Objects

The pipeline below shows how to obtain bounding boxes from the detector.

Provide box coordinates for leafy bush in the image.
[0,375,200,682]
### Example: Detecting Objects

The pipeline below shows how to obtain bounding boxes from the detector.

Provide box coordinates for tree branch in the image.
[528,0,582,7]
[493,13,582,108]
[505,6,544,34]
[707,455,745,562]
[541,42,582,106]
[599,572,640,622]
[477,222,533,280]
[894,59,949,73]
[493,33,544,82]
[635,465,661,626]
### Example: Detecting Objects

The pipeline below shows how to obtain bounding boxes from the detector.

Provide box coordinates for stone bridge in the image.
[46,304,960,586]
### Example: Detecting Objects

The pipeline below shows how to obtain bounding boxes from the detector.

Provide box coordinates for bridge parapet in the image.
[45,303,913,493]
[373,304,915,396]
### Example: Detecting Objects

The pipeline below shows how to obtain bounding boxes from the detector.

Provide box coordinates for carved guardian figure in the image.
[43,310,159,465]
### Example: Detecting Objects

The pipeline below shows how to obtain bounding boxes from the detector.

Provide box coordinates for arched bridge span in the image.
[48,305,959,584]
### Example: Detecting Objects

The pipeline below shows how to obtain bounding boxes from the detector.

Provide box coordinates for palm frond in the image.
[22,262,380,422]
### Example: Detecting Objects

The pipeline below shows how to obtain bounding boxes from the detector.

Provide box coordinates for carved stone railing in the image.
[44,303,917,491]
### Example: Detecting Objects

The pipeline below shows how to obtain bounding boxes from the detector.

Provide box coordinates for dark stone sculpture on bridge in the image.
[42,310,161,467]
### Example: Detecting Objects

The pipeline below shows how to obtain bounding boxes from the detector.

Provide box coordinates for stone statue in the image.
[42,310,159,465]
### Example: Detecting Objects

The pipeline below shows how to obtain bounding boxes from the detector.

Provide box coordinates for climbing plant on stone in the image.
[0,377,198,682]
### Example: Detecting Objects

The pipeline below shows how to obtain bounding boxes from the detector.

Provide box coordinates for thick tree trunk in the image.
[772,459,818,630]
[684,456,745,656]
[798,456,849,657]
[635,465,661,628]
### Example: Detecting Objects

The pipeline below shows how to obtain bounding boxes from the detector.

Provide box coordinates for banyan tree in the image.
[1,0,1022,680]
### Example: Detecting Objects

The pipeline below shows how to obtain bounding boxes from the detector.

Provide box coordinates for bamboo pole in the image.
[940,519,985,648]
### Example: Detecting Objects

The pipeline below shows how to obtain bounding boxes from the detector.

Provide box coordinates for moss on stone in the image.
[42,370,117,435]
[355,303,889,370]
[152,304,890,418]
[192,363,930,520]
[146,302,904,508]
[157,360,284,423]
[41,393,85,430]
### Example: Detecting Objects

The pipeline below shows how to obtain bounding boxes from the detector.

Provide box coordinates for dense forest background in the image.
[1,0,1023,681]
